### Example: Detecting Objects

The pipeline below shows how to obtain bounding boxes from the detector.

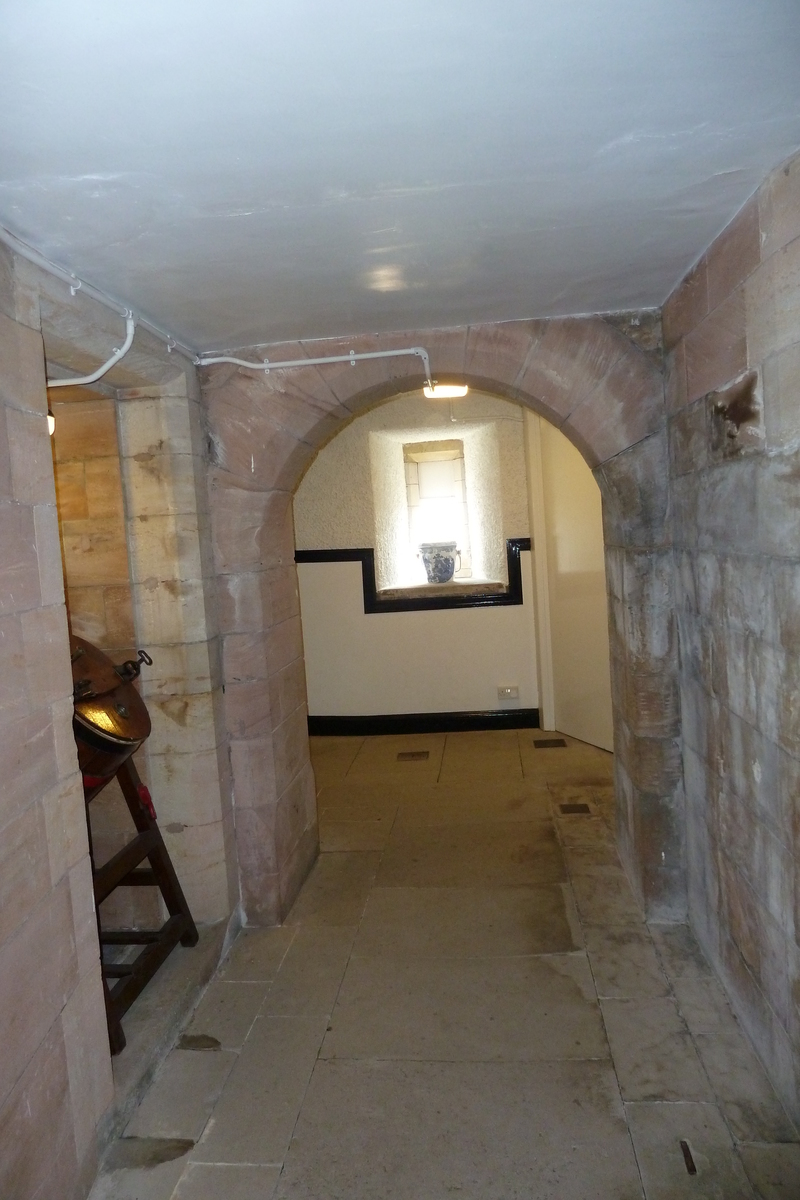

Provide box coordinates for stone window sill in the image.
[378,581,507,602]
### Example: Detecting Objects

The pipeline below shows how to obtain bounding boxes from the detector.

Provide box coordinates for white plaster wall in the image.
[294,390,529,555]
[294,418,376,550]
[537,418,613,751]
[298,555,538,715]
[497,414,530,538]
[294,390,535,715]
[369,433,409,589]
[463,421,504,583]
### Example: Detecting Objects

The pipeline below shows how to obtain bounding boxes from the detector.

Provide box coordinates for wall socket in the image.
[497,685,519,700]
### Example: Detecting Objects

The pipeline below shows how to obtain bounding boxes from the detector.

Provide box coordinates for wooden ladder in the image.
[86,758,198,1055]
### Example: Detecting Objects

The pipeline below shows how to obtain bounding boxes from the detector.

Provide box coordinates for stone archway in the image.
[202,317,683,925]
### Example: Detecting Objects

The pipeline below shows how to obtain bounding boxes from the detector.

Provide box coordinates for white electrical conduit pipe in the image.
[1,223,194,360]
[195,345,434,388]
[46,314,136,388]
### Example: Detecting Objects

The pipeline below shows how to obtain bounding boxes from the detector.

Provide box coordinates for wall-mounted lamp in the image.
[423,384,469,399]
[47,410,55,436]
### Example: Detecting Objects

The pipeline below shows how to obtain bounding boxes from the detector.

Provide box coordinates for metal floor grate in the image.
[397,750,430,761]
[534,738,567,749]
[559,802,591,815]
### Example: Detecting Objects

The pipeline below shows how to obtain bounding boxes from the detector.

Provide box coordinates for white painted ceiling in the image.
[2,0,800,351]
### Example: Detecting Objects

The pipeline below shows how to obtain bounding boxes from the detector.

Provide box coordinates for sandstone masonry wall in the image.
[51,386,135,658]
[664,151,800,1121]
[0,245,113,1200]
[116,377,237,924]
[50,386,161,932]
[202,316,673,924]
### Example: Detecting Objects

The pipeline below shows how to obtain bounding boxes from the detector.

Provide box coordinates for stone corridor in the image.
[90,732,799,1199]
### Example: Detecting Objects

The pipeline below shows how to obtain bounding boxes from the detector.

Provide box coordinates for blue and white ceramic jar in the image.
[419,542,460,584]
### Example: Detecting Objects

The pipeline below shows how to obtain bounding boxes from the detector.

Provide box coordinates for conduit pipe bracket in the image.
[46,313,136,389]
[0,223,195,361]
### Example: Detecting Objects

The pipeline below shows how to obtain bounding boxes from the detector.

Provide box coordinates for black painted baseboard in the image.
[308,708,540,736]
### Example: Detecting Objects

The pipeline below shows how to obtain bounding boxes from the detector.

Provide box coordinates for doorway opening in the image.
[292,388,612,751]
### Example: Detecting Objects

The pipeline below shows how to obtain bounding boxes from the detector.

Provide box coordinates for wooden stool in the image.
[85,758,198,1055]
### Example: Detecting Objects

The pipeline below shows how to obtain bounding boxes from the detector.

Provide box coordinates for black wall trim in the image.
[308,708,540,736]
[295,537,532,613]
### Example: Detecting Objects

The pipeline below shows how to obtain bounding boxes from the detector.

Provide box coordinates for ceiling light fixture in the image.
[47,410,55,436]
[423,383,469,399]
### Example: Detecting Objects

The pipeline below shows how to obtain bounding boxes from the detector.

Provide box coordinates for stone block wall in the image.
[116,376,237,925]
[51,386,135,657]
[598,428,685,920]
[202,316,676,925]
[48,333,237,932]
[204,362,322,925]
[4,141,800,1195]
[664,151,800,1120]
[0,245,113,1199]
[50,386,160,931]
[0,243,241,1199]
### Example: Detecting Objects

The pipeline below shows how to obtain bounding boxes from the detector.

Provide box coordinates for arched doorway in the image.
[293,388,539,726]
[202,316,682,925]
[290,386,613,754]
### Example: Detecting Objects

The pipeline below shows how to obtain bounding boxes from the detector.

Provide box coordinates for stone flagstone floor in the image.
[89,730,800,1199]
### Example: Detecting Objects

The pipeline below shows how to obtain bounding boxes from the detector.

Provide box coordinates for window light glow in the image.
[402,443,472,587]
[423,383,469,399]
